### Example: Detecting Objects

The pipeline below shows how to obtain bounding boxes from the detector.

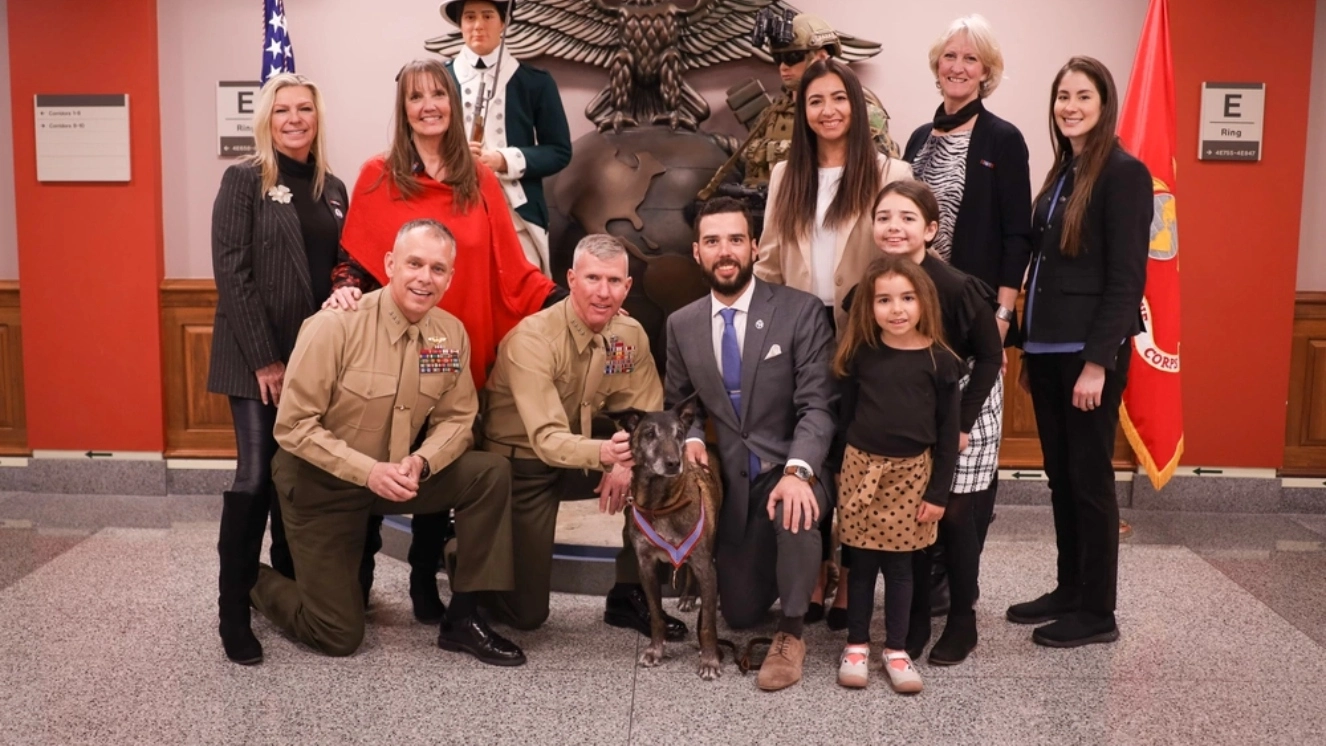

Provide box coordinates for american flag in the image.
[262,0,296,83]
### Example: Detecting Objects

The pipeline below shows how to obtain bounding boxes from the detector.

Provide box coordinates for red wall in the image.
[8,0,165,451]
[1170,0,1315,466]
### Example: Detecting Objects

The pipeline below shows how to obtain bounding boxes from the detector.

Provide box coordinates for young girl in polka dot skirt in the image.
[832,254,963,693]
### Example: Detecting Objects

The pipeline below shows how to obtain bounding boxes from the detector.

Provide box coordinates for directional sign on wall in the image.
[1199,82,1265,162]
[35,94,131,182]
[217,81,261,158]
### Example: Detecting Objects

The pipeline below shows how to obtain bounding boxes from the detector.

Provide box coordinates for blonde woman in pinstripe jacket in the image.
[208,74,352,665]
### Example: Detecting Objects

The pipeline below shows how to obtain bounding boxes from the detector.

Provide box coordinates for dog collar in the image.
[631,501,706,570]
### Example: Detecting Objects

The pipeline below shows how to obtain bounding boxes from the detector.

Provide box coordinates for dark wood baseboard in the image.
[0,282,27,454]
[1284,291,1326,475]
[161,280,236,458]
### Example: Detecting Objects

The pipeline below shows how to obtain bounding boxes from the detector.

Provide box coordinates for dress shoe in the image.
[603,586,687,641]
[805,602,826,624]
[1006,589,1079,625]
[1031,611,1119,648]
[437,614,527,666]
[928,612,977,665]
[825,606,848,631]
[757,632,806,691]
[409,572,447,624]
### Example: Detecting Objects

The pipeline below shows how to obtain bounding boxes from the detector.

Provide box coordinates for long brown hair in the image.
[834,255,951,377]
[1035,56,1121,258]
[378,58,479,209]
[771,59,882,247]
[247,73,331,199]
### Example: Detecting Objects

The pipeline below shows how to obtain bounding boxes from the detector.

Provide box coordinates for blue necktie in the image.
[719,308,761,481]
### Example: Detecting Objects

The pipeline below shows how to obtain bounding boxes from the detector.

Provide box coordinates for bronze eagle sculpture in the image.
[424,0,882,132]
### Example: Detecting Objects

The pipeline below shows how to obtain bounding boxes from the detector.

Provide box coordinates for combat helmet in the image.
[753,10,842,58]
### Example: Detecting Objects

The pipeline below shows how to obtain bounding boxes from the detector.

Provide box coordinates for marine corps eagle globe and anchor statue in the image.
[426,0,882,364]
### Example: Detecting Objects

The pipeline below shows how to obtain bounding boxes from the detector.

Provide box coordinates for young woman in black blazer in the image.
[208,74,350,665]
[1005,57,1150,648]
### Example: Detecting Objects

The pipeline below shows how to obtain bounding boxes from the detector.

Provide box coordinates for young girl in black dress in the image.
[833,255,963,693]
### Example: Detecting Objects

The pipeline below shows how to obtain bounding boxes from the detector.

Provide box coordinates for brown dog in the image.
[610,395,723,680]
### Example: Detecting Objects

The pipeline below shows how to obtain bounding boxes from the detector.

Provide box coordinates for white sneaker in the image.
[882,650,923,694]
[837,644,869,689]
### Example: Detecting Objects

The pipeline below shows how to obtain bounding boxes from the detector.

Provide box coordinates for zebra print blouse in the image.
[910,130,972,263]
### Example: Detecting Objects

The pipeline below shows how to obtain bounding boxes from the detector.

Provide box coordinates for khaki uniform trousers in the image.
[478,454,639,631]
[252,448,514,657]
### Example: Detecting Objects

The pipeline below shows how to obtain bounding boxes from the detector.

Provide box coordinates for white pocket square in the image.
[764,344,782,360]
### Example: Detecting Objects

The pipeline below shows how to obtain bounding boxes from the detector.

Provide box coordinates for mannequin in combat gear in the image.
[697,11,898,230]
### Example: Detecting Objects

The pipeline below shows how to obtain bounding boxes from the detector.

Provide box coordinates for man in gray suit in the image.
[665,196,837,691]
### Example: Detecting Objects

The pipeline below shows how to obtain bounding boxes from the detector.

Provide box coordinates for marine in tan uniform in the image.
[700,13,899,213]
[481,234,687,640]
[252,219,525,666]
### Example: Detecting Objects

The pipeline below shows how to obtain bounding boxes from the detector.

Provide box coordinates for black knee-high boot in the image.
[217,491,265,665]
[407,512,451,623]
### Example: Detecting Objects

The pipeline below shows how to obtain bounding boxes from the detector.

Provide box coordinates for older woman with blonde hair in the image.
[901,14,1033,665]
[208,73,350,665]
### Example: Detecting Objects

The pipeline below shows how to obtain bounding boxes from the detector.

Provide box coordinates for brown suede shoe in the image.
[757,632,806,691]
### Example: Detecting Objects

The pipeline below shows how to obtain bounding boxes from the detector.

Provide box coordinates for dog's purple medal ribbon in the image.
[603,335,635,376]
[631,501,706,569]
[420,336,462,375]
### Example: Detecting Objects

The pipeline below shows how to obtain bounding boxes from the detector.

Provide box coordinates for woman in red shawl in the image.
[331,58,559,618]
[332,57,558,389]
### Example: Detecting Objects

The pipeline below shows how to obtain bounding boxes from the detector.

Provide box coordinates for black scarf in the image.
[932,98,984,132]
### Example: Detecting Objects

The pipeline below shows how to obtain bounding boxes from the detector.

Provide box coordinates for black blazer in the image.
[904,109,1033,343]
[207,162,349,400]
[1023,146,1151,371]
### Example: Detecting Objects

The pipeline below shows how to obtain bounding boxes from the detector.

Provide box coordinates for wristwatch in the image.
[995,306,1015,323]
[413,454,432,481]
[783,464,816,485]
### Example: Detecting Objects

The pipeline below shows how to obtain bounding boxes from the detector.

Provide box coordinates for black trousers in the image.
[844,546,913,649]
[1024,347,1130,616]
[226,397,292,576]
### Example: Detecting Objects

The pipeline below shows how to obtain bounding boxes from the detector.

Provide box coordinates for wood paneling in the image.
[161,280,235,457]
[1284,292,1326,475]
[0,282,27,454]
[997,296,1134,470]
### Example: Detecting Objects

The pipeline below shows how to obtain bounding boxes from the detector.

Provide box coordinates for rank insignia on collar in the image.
[603,335,635,375]
[420,344,462,375]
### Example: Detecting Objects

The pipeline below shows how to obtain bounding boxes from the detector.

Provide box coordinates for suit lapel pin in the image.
[754,319,764,330]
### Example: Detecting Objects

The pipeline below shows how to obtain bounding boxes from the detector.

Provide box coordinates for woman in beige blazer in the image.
[754,58,911,629]
[756,58,912,334]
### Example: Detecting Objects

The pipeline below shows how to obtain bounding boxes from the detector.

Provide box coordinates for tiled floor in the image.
[2,493,1326,744]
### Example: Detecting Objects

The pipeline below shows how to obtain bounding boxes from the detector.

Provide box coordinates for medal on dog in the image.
[603,335,635,375]
[420,336,462,374]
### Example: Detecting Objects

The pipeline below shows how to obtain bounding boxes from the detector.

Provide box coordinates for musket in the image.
[696,103,779,201]
[470,2,513,144]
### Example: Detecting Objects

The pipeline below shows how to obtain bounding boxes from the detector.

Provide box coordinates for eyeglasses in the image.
[772,50,808,67]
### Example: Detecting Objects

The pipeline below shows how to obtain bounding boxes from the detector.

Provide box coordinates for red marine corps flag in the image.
[1117,0,1184,489]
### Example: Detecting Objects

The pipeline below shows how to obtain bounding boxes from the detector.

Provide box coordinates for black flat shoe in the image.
[438,615,527,666]
[1007,590,1080,625]
[604,586,687,641]
[805,602,826,624]
[1032,612,1118,648]
[409,572,447,624]
[825,606,848,631]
